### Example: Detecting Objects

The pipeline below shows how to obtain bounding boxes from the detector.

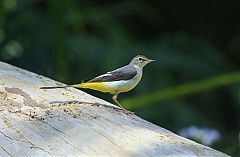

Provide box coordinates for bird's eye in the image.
[139,58,144,61]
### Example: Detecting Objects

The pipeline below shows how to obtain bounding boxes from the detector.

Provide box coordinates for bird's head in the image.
[130,55,155,68]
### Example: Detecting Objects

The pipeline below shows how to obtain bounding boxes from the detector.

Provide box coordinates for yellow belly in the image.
[71,82,111,93]
[71,81,136,94]
[71,74,141,94]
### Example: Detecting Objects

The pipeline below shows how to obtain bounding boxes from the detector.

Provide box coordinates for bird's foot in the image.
[123,109,135,115]
[115,108,135,115]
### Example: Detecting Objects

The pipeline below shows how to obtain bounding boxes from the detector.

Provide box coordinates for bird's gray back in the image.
[87,65,138,83]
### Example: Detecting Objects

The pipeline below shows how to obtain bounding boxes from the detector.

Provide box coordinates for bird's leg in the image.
[112,94,125,109]
[112,94,134,114]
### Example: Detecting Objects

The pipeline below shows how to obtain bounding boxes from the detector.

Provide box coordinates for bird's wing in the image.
[86,65,137,83]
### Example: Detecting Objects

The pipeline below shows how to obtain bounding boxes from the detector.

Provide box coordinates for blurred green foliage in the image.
[0,0,239,156]
[123,71,240,109]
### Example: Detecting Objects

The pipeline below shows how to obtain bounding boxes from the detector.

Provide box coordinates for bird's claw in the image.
[115,108,135,115]
[123,109,135,115]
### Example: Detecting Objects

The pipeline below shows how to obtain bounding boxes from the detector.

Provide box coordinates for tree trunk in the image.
[0,62,229,157]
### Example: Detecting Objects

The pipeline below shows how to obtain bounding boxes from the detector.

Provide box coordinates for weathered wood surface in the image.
[0,61,229,157]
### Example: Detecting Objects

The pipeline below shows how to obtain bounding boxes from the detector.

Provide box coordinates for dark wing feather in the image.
[87,65,137,83]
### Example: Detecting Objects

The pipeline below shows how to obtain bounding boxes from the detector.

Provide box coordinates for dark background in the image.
[0,0,239,156]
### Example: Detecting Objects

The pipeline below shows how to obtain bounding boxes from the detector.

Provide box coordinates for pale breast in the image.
[105,72,142,94]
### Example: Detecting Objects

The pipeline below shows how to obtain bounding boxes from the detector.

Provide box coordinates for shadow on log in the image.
[0,62,229,157]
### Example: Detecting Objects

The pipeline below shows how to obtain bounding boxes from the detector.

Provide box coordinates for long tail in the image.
[40,82,105,91]
[40,85,71,89]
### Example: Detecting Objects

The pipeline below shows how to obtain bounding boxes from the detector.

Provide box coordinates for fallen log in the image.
[0,61,229,157]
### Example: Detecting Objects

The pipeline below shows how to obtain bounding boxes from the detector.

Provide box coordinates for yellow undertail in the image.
[71,82,110,93]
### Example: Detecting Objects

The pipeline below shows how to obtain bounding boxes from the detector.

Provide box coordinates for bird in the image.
[40,55,154,110]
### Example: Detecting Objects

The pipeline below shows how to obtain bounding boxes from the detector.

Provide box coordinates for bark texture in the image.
[0,62,229,157]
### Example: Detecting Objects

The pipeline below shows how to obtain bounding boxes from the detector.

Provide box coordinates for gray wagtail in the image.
[40,55,154,110]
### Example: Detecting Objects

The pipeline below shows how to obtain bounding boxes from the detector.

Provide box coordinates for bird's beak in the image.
[148,59,155,62]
